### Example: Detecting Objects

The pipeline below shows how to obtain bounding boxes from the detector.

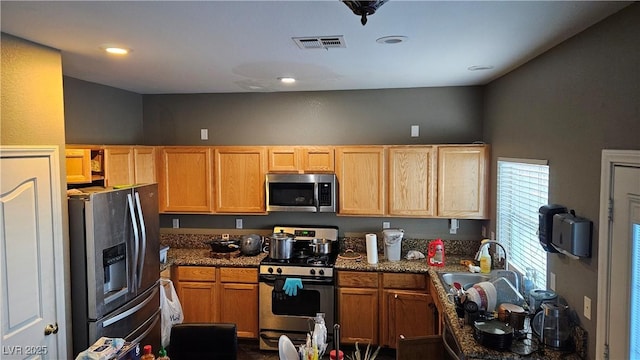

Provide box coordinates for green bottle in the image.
[157,348,170,360]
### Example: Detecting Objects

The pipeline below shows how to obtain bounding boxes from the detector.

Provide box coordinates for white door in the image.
[597,150,640,360]
[0,147,67,360]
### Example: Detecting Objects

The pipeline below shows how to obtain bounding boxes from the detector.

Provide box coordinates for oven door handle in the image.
[260,275,334,285]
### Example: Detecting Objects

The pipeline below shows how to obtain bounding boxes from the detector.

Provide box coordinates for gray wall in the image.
[64,76,143,144]
[142,87,483,145]
[142,86,486,239]
[484,4,640,359]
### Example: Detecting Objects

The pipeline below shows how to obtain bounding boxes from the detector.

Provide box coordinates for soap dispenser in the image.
[479,245,491,273]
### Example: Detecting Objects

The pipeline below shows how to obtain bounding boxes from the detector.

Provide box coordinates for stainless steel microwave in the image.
[266,173,337,213]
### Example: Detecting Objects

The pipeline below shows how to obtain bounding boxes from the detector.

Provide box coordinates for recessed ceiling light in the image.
[100,45,131,55]
[376,36,408,44]
[468,65,494,71]
[278,77,296,84]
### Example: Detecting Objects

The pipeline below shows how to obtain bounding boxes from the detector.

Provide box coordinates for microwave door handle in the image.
[134,192,146,289]
[314,183,320,212]
[126,193,140,288]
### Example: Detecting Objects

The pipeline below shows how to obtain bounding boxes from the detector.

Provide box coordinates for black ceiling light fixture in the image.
[342,0,389,26]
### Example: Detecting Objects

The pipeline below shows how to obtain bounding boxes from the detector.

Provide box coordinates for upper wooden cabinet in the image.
[436,145,489,219]
[104,146,135,186]
[133,146,157,184]
[267,146,334,173]
[65,148,92,184]
[388,146,437,217]
[214,147,266,213]
[158,147,213,213]
[335,146,386,215]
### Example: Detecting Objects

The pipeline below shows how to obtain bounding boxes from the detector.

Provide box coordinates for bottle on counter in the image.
[141,345,156,360]
[479,245,491,274]
[157,348,170,360]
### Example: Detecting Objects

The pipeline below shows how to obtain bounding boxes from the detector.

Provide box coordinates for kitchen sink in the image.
[438,272,491,290]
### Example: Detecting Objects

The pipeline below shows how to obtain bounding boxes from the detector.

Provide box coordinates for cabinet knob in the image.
[394,294,398,299]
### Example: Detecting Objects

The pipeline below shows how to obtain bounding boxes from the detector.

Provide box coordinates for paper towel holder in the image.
[551,209,592,259]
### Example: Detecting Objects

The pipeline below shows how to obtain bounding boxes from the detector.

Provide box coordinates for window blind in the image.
[497,158,549,289]
[630,223,640,358]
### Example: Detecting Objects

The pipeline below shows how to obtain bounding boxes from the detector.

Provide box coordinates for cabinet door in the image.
[158,147,212,213]
[65,148,92,184]
[133,146,156,184]
[176,281,217,323]
[437,145,489,219]
[267,147,299,173]
[104,146,135,187]
[301,146,334,173]
[388,146,436,216]
[384,291,436,348]
[337,287,379,345]
[219,283,258,338]
[335,146,386,215]
[214,147,266,213]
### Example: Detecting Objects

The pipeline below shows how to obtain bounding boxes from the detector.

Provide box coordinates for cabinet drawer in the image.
[220,267,258,283]
[338,271,379,288]
[382,273,427,291]
[177,266,216,282]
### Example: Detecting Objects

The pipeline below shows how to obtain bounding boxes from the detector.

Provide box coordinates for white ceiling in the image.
[1,1,630,94]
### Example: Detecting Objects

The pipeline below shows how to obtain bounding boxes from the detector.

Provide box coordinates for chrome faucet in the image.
[475,239,508,271]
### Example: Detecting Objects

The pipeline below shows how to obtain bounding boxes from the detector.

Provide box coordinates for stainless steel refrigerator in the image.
[68,184,160,356]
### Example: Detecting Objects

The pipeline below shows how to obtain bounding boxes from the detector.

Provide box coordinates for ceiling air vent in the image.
[293,36,346,50]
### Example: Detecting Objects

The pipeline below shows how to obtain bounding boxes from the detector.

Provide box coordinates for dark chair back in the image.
[169,323,238,360]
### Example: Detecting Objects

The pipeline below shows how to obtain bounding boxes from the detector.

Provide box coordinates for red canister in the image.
[427,238,445,267]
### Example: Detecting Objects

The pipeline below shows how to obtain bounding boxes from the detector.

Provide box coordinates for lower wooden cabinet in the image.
[337,271,437,349]
[173,266,258,338]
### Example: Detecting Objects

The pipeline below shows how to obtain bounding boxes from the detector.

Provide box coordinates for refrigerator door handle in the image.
[134,191,146,289]
[130,310,160,346]
[126,193,140,288]
[102,285,159,327]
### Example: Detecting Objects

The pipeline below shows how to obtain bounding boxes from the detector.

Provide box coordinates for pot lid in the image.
[474,320,514,335]
[271,229,294,239]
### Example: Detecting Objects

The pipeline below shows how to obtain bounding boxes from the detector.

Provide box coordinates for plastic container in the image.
[141,345,155,360]
[491,277,525,306]
[427,238,445,267]
[479,245,491,273]
[382,229,403,262]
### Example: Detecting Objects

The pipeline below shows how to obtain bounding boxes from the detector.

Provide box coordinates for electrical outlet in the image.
[411,125,419,137]
[584,296,591,320]
[382,221,391,229]
[200,128,208,140]
[172,218,179,228]
[235,218,243,229]
[550,272,556,291]
[490,231,496,240]
[482,226,487,237]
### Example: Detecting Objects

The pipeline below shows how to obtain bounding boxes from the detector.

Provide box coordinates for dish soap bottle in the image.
[427,238,445,267]
[141,345,155,360]
[479,245,491,274]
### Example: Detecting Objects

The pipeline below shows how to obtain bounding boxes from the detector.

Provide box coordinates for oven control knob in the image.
[319,269,325,276]
[276,268,282,274]
[310,269,316,275]
[268,267,273,273]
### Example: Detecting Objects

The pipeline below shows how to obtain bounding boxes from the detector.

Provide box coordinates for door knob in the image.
[44,323,58,336]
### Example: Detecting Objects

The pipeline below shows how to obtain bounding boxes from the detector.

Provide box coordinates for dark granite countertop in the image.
[335,252,582,360]
[163,248,266,269]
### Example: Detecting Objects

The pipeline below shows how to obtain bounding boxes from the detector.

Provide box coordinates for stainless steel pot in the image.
[240,234,263,256]
[309,238,332,255]
[268,230,295,259]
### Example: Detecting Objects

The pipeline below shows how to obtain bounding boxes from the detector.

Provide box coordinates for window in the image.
[497,158,549,289]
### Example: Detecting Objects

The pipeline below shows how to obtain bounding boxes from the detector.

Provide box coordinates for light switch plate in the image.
[382,221,391,229]
[200,128,208,140]
[550,272,556,291]
[584,296,591,320]
[411,125,419,137]
[172,218,179,228]
[236,218,243,229]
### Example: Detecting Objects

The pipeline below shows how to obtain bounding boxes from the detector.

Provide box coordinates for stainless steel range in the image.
[258,225,338,351]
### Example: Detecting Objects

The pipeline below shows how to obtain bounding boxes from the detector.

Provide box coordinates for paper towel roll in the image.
[366,233,378,264]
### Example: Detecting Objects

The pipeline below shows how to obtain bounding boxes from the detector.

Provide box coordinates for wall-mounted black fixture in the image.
[342,0,388,26]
